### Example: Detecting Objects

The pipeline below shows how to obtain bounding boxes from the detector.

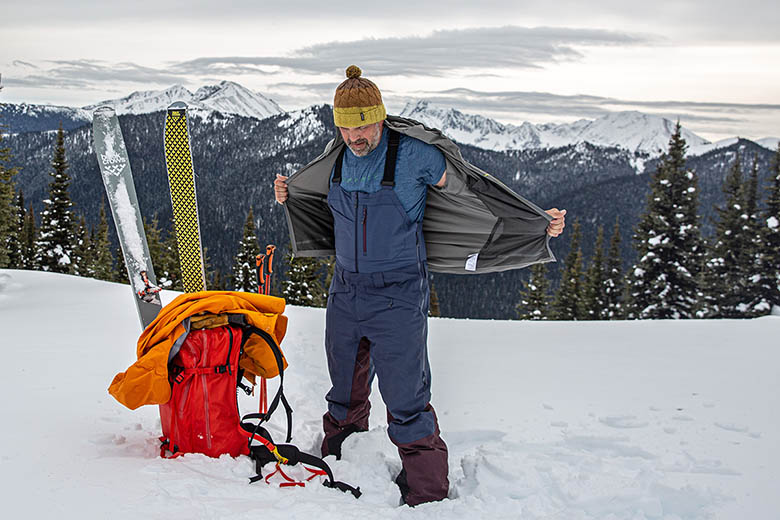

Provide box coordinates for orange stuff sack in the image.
[108,291,287,411]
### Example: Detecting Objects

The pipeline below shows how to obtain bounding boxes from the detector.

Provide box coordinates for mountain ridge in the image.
[2,82,777,160]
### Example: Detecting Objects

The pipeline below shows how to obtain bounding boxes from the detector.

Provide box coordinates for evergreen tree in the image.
[699,154,753,318]
[71,216,92,276]
[552,219,584,320]
[113,245,129,283]
[91,203,114,281]
[210,268,229,291]
[429,278,441,317]
[6,190,25,268]
[161,222,182,290]
[516,262,551,320]
[626,122,703,319]
[582,226,607,320]
[144,216,167,287]
[603,218,624,319]
[21,202,37,269]
[758,143,780,310]
[282,252,327,307]
[35,124,77,273]
[741,157,766,315]
[0,115,20,267]
[233,208,260,293]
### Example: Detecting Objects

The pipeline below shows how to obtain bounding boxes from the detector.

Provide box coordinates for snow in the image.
[84,81,284,120]
[1,269,779,519]
[767,216,779,229]
[400,102,711,157]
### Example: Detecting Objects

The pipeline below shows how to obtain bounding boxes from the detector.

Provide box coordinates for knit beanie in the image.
[333,65,387,128]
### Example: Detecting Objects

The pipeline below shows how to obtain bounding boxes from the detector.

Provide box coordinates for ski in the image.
[163,101,206,293]
[92,106,162,329]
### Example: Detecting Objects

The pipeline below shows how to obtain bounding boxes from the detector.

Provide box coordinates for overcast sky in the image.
[2,1,779,141]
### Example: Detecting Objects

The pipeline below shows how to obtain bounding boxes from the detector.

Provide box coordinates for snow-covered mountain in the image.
[84,81,284,120]
[401,101,712,157]
[4,82,776,158]
[0,103,91,133]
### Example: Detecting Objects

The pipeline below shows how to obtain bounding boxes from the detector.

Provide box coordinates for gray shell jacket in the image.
[283,115,556,274]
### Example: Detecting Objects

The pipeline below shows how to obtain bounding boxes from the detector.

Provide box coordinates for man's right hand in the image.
[274,174,289,204]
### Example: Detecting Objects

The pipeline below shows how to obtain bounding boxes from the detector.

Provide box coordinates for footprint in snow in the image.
[714,422,749,433]
[599,415,649,429]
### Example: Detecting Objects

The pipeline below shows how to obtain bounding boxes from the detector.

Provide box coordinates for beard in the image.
[346,125,382,157]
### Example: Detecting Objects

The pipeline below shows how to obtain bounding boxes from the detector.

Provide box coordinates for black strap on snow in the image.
[331,129,400,187]
[245,426,361,498]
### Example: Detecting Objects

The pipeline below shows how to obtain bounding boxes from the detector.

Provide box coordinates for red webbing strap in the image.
[259,378,268,414]
[264,463,328,488]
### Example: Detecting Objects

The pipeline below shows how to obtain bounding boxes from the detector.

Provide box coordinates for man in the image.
[274,66,565,506]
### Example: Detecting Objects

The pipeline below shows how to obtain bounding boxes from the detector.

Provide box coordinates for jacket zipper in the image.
[354,193,359,272]
[202,335,212,450]
[363,207,367,256]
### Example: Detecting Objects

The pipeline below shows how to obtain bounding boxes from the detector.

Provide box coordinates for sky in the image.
[2,1,780,141]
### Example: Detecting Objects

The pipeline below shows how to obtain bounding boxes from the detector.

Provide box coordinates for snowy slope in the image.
[1,269,778,519]
[401,101,711,156]
[84,81,283,119]
[757,137,779,151]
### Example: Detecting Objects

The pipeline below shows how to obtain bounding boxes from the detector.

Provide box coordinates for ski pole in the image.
[263,245,276,296]
[255,250,269,414]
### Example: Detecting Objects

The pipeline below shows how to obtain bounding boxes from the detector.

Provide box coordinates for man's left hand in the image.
[545,208,566,237]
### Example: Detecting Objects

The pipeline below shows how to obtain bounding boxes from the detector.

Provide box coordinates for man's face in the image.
[339,121,383,157]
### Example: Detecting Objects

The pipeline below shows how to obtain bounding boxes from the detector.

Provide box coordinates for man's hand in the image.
[545,208,566,237]
[274,174,289,204]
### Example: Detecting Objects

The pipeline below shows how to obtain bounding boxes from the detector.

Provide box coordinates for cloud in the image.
[173,26,655,77]
[12,60,38,69]
[393,87,780,140]
[8,25,654,94]
[416,88,780,121]
[4,59,186,90]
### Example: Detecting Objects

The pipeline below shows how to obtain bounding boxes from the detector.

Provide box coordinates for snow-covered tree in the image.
[516,262,551,320]
[0,115,19,267]
[91,203,114,281]
[71,216,92,276]
[582,226,607,320]
[740,157,766,315]
[699,153,759,318]
[233,208,259,293]
[282,251,327,307]
[141,216,182,290]
[21,202,37,269]
[603,218,624,319]
[5,190,25,268]
[758,143,780,310]
[35,125,77,273]
[552,219,584,320]
[626,122,703,319]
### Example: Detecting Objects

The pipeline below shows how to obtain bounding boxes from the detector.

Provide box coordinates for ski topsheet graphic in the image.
[164,101,206,293]
[92,106,162,328]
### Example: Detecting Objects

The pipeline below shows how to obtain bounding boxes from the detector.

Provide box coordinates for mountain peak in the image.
[400,101,711,156]
[84,81,283,120]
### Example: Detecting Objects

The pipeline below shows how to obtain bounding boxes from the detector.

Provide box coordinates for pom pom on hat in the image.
[333,65,386,128]
[345,65,362,79]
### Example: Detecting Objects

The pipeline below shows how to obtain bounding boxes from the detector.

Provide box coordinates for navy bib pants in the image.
[321,135,449,506]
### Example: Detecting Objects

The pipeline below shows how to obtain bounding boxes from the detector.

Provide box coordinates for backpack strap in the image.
[381,129,400,187]
[240,324,293,443]
[244,425,361,498]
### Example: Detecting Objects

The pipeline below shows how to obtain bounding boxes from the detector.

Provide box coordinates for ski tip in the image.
[93,105,116,118]
[168,101,189,112]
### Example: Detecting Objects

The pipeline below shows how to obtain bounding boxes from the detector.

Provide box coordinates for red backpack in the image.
[158,314,360,497]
